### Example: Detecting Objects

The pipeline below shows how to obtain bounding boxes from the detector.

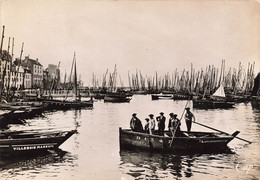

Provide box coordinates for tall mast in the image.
[0,25,5,61]
[7,37,14,98]
[63,70,67,89]
[73,52,78,99]
[65,55,75,100]
[0,26,5,100]
[1,37,10,96]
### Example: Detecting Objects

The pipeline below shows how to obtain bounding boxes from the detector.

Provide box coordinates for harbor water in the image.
[0,95,259,180]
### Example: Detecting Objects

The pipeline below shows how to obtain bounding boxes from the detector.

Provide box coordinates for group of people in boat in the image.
[130,107,195,136]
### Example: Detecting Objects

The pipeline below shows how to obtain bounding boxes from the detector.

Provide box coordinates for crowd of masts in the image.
[91,60,256,96]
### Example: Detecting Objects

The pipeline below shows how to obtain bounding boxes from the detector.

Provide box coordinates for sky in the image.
[1,0,260,86]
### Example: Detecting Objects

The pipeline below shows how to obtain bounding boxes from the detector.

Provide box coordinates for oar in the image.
[193,121,252,144]
[170,98,191,147]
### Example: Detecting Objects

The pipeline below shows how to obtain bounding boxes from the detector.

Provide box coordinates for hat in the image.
[149,114,154,117]
[160,112,164,115]
[145,118,149,121]
[132,113,137,116]
[173,114,178,117]
[169,113,174,116]
[185,107,190,110]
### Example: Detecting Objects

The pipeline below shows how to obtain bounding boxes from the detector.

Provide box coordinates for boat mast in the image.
[0,37,10,98]
[0,26,5,101]
[0,25,4,63]
[73,52,78,100]
[7,37,14,100]
[65,53,75,100]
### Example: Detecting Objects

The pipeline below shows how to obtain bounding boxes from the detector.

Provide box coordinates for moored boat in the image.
[119,128,239,152]
[104,92,131,103]
[43,53,93,110]
[192,98,235,109]
[132,90,147,95]
[226,94,251,103]
[172,93,192,100]
[193,84,235,109]
[0,129,77,156]
[151,94,173,100]
[43,98,93,110]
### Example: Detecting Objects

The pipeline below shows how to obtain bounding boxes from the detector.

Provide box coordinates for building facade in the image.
[10,65,25,90]
[21,56,43,88]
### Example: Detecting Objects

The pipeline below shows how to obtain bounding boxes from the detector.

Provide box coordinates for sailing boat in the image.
[193,84,235,109]
[104,65,132,103]
[43,53,93,110]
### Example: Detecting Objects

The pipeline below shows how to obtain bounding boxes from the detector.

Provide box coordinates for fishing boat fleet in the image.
[0,25,259,158]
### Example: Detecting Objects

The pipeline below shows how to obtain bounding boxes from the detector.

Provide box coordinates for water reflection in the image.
[1,95,259,179]
[0,149,77,173]
[119,149,235,179]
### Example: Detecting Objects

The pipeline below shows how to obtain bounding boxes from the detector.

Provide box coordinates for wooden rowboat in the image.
[104,93,132,103]
[151,94,173,100]
[0,129,76,156]
[119,128,239,152]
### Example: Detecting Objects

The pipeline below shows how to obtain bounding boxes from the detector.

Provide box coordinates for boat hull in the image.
[119,128,237,152]
[192,99,235,109]
[104,93,131,103]
[0,130,76,156]
[151,94,173,100]
[172,94,192,100]
[43,99,93,110]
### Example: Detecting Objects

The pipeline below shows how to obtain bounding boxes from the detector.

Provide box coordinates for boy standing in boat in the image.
[144,118,150,134]
[148,114,155,134]
[185,107,195,132]
[168,113,173,132]
[156,112,166,136]
[130,113,143,132]
[172,114,181,136]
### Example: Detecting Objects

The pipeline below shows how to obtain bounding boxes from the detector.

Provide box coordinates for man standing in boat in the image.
[148,114,155,134]
[156,112,166,136]
[130,113,143,132]
[185,107,195,132]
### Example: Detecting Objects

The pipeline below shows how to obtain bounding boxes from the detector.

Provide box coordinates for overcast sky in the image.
[1,0,260,86]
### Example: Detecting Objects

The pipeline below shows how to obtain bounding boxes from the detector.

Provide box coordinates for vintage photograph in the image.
[0,0,259,179]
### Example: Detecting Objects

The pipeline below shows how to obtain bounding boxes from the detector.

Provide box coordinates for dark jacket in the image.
[130,117,143,132]
[156,115,166,129]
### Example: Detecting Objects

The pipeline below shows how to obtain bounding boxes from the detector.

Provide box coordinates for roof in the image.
[21,56,43,67]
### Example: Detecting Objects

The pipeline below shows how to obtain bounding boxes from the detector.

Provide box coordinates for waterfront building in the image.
[23,68,32,89]
[21,56,43,88]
